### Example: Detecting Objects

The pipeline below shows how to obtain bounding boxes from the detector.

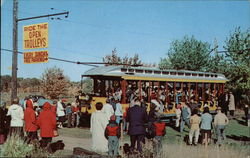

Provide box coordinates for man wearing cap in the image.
[7,98,24,137]
[214,106,229,146]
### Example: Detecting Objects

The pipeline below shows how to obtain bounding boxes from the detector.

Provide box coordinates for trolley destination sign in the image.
[23,51,48,64]
[23,22,48,49]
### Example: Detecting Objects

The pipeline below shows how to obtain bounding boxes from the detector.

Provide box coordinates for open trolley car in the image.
[80,66,228,120]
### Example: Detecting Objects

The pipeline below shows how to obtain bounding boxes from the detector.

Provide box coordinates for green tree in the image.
[223,27,250,93]
[41,67,70,99]
[207,39,227,73]
[159,36,211,71]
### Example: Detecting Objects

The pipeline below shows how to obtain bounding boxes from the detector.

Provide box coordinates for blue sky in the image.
[1,0,249,81]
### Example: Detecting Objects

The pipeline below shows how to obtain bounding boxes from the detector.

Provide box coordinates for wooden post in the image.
[174,82,176,102]
[101,79,106,97]
[202,83,205,102]
[222,83,225,94]
[121,80,126,104]
[181,82,184,102]
[166,81,169,103]
[11,0,18,103]
[195,82,198,101]
[148,81,152,102]
[157,81,160,102]
[139,80,142,100]
[188,82,191,102]
[93,78,98,93]
[208,83,211,101]
[111,80,115,95]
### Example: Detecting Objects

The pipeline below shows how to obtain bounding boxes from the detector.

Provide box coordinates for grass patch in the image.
[58,127,92,139]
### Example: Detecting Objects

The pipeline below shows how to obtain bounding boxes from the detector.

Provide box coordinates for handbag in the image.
[54,130,59,137]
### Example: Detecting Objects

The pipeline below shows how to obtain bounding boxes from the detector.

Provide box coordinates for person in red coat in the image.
[36,102,57,147]
[24,100,38,141]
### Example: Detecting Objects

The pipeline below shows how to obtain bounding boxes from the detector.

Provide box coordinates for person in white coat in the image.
[90,102,109,153]
[228,92,235,117]
[114,98,123,124]
[57,99,66,128]
[7,98,24,137]
[102,98,114,120]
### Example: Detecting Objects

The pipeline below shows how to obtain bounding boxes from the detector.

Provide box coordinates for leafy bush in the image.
[0,134,34,157]
[0,134,51,157]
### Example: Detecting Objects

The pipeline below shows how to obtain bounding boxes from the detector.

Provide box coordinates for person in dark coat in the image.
[1,102,10,142]
[36,102,57,147]
[126,98,148,153]
[0,102,7,144]
[218,93,229,116]
[24,100,38,141]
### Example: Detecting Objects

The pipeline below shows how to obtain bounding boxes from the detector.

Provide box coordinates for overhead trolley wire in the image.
[1,48,99,67]
[1,48,142,67]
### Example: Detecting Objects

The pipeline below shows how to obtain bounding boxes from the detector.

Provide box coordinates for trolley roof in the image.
[82,66,228,83]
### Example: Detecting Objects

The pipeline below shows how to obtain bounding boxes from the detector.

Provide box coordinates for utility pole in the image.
[11,0,69,103]
[11,0,18,103]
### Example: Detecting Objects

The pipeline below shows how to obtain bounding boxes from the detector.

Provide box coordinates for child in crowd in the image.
[105,115,121,156]
[152,117,166,157]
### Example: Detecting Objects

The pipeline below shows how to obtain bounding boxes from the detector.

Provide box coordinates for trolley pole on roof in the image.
[11,0,69,103]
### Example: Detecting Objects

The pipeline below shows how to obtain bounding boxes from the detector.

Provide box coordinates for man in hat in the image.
[214,106,229,146]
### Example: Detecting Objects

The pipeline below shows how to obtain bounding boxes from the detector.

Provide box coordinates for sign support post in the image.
[11,0,69,102]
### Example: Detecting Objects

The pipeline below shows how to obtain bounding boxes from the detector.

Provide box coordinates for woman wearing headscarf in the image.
[36,102,57,147]
[24,100,38,141]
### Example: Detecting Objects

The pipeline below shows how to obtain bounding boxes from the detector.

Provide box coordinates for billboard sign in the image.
[23,51,48,64]
[23,23,48,49]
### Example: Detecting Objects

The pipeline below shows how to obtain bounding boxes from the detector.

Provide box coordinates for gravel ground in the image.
[53,127,92,156]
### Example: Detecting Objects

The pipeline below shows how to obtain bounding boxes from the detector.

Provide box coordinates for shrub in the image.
[0,134,34,157]
[0,134,51,157]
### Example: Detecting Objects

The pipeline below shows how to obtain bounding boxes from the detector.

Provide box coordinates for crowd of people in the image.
[0,89,249,157]
[90,96,166,157]
[0,96,83,148]
[90,91,239,157]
